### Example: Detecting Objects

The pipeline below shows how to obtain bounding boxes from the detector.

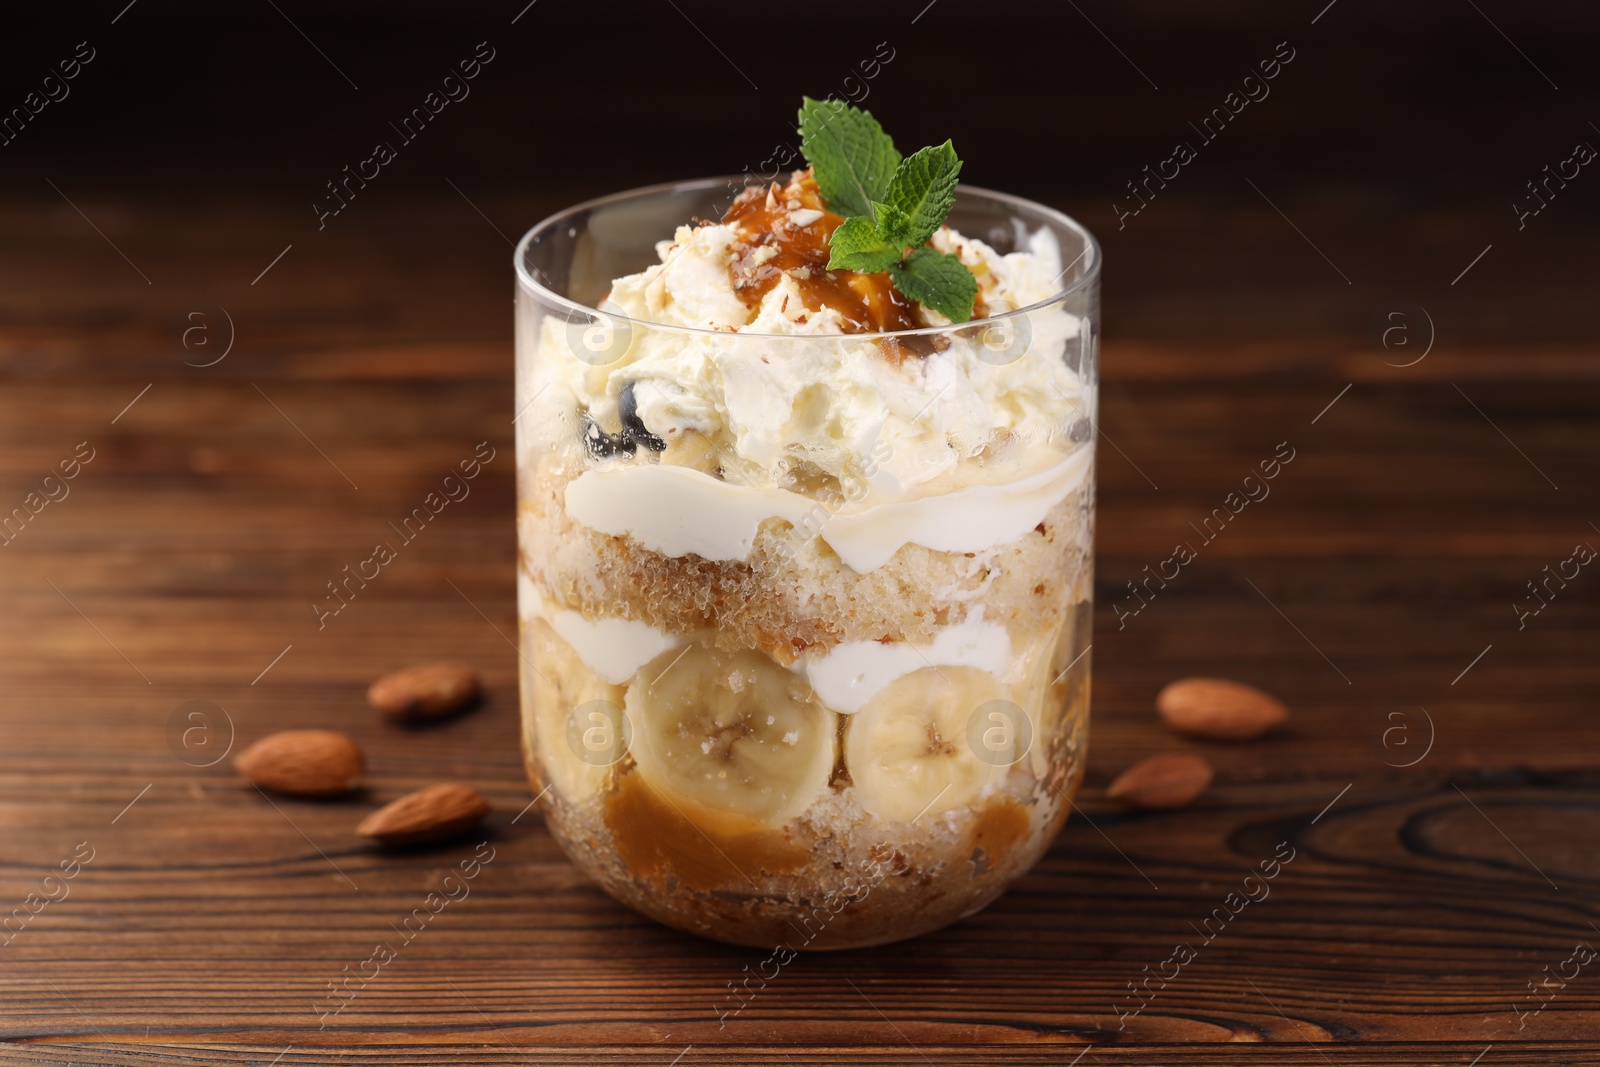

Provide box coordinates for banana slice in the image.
[1012,630,1069,781]
[846,666,1025,823]
[526,617,629,805]
[626,644,835,829]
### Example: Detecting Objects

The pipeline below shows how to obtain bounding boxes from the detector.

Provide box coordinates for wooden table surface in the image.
[3,44,1600,1063]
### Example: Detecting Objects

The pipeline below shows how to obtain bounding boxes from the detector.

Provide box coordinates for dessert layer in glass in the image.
[515,170,1097,948]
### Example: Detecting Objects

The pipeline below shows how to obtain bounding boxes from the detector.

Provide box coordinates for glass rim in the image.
[514,174,1101,342]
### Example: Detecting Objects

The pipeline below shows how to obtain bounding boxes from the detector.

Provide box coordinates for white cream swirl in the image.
[564,444,1091,573]
[536,217,1090,505]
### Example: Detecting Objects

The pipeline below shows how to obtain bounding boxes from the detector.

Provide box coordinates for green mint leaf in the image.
[884,140,962,247]
[826,215,902,273]
[798,97,900,220]
[889,247,978,323]
[796,98,981,325]
[871,201,911,246]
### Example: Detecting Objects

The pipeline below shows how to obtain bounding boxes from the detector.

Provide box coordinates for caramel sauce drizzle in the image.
[722,171,965,361]
[723,171,922,333]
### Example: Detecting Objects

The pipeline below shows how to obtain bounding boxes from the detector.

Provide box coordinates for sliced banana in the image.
[527,617,629,805]
[1012,630,1068,781]
[626,644,836,829]
[846,666,1023,823]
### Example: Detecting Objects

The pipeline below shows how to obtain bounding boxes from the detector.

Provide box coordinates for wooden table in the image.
[1,164,1597,1067]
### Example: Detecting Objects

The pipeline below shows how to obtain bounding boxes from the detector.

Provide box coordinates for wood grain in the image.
[2,53,1599,1063]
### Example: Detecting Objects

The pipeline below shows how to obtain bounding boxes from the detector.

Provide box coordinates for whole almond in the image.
[1107,753,1214,810]
[368,663,480,723]
[235,729,365,797]
[358,783,490,846]
[1157,677,1288,741]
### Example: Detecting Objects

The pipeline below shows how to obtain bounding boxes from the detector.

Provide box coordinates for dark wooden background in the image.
[1,1,1598,1063]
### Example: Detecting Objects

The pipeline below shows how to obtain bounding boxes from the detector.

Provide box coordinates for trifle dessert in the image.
[513,100,1099,948]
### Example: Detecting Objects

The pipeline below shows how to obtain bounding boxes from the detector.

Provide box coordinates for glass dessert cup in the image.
[514,176,1099,949]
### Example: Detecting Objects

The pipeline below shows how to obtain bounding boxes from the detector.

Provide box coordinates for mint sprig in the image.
[797,97,977,324]
[797,97,900,220]
[827,215,902,274]
[883,141,961,247]
[888,246,978,321]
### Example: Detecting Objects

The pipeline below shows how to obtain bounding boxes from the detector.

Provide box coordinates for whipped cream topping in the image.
[534,172,1090,509]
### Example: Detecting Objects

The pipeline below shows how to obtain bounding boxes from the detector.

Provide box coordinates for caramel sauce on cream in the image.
[721,171,971,361]
[723,172,919,333]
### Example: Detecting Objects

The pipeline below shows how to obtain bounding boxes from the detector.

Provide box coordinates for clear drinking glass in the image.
[514,176,1099,949]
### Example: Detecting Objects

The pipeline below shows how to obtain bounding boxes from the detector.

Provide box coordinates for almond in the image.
[368,662,481,724]
[357,783,490,846]
[235,729,365,797]
[1106,753,1213,810]
[1156,677,1288,741]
